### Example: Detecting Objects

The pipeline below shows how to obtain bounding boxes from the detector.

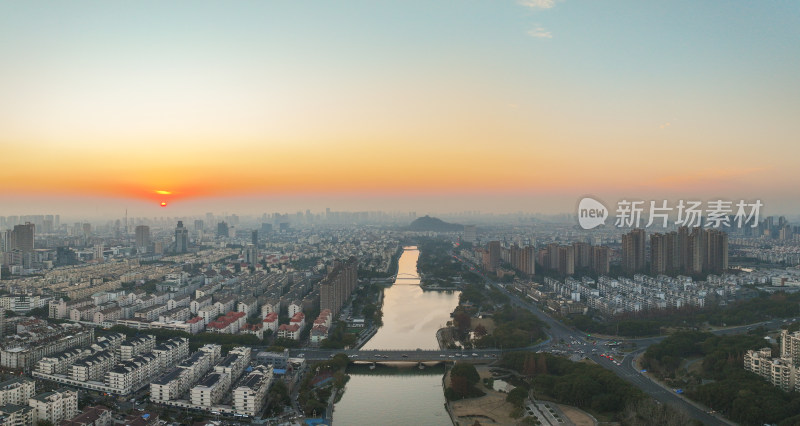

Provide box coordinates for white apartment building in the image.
[0,403,32,426]
[190,373,229,407]
[28,389,78,425]
[152,337,190,371]
[118,335,156,361]
[36,348,85,376]
[72,350,115,382]
[0,378,35,406]
[232,365,273,416]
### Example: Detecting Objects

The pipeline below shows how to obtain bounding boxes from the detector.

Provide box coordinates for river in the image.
[332,246,461,425]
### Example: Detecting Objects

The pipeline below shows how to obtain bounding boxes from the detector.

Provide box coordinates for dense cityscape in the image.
[2,1,798,425]
[0,210,797,425]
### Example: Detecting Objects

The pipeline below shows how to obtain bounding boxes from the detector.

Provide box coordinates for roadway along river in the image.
[333,246,461,425]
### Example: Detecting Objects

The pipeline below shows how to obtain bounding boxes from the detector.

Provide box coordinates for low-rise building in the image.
[190,373,229,407]
[232,365,273,416]
[59,405,113,426]
[0,378,35,406]
[0,403,32,426]
[118,336,156,361]
[28,389,78,425]
[72,351,115,383]
[277,324,301,340]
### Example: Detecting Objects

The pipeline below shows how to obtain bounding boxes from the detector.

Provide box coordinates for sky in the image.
[1,1,799,218]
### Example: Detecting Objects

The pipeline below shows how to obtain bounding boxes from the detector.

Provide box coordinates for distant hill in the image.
[407,215,463,232]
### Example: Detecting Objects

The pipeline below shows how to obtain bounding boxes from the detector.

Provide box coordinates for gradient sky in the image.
[1,1,799,217]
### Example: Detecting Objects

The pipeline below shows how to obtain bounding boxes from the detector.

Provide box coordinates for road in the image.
[449,253,797,426]
[281,348,506,362]
[481,275,734,425]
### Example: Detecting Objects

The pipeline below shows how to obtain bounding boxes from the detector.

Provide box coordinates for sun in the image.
[160,202,167,207]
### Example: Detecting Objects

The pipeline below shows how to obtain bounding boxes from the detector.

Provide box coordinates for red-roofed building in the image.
[241,323,264,340]
[263,312,279,332]
[206,311,246,334]
[310,325,329,346]
[289,312,305,329]
[277,323,301,340]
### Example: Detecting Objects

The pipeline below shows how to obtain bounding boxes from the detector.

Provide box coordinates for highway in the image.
[483,276,733,426]
[449,253,796,426]
[283,348,506,362]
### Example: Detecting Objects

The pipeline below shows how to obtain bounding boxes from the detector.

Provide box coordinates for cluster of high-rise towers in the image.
[622,227,728,276]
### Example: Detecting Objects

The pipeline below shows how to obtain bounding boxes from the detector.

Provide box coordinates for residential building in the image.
[28,389,78,425]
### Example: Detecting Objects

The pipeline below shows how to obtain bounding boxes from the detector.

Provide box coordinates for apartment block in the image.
[28,389,78,425]
[232,365,273,416]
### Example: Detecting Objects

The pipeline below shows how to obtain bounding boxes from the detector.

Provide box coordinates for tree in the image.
[450,374,470,399]
[473,324,488,338]
[506,387,527,407]
[453,308,471,335]
[450,362,480,385]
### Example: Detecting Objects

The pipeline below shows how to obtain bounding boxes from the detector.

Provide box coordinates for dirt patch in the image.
[448,365,520,425]
[471,317,496,334]
[557,404,596,426]
[451,393,519,425]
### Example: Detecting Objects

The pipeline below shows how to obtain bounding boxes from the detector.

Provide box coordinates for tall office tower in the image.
[558,245,575,276]
[665,231,680,273]
[547,242,560,270]
[706,229,729,274]
[82,223,92,240]
[573,242,591,269]
[244,244,258,265]
[251,230,259,247]
[13,223,35,252]
[677,226,689,272]
[261,223,273,233]
[622,228,646,274]
[175,221,189,253]
[135,225,151,252]
[463,225,477,244]
[217,222,229,238]
[94,244,105,262]
[0,230,12,252]
[194,220,204,231]
[591,245,610,275]
[685,228,705,275]
[486,241,501,272]
[650,233,666,275]
[319,257,358,315]
[522,245,536,276]
[55,215,60,229]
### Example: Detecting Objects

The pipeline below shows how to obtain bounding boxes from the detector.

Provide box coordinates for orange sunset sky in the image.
[1,1,798,217]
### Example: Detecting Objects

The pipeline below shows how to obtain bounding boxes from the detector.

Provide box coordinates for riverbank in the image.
[332,246,459,425]
[445,364,521,425]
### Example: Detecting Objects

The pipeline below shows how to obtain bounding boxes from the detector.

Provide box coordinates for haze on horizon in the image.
[1,1,798,217]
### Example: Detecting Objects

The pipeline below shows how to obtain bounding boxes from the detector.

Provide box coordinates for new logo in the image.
[578,197,608,229]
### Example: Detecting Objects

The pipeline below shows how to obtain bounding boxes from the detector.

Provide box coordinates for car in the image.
[472,353,478,357]
[449,355,455,358]
[298,353,305,357]
[440,354,446,357]
[401,354,408,358]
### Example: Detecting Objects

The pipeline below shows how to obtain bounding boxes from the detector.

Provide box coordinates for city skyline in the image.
[1,1,799,216]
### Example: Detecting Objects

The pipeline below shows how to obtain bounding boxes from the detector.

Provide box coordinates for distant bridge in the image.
[285,348,507,363]
[394,272,420,279]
